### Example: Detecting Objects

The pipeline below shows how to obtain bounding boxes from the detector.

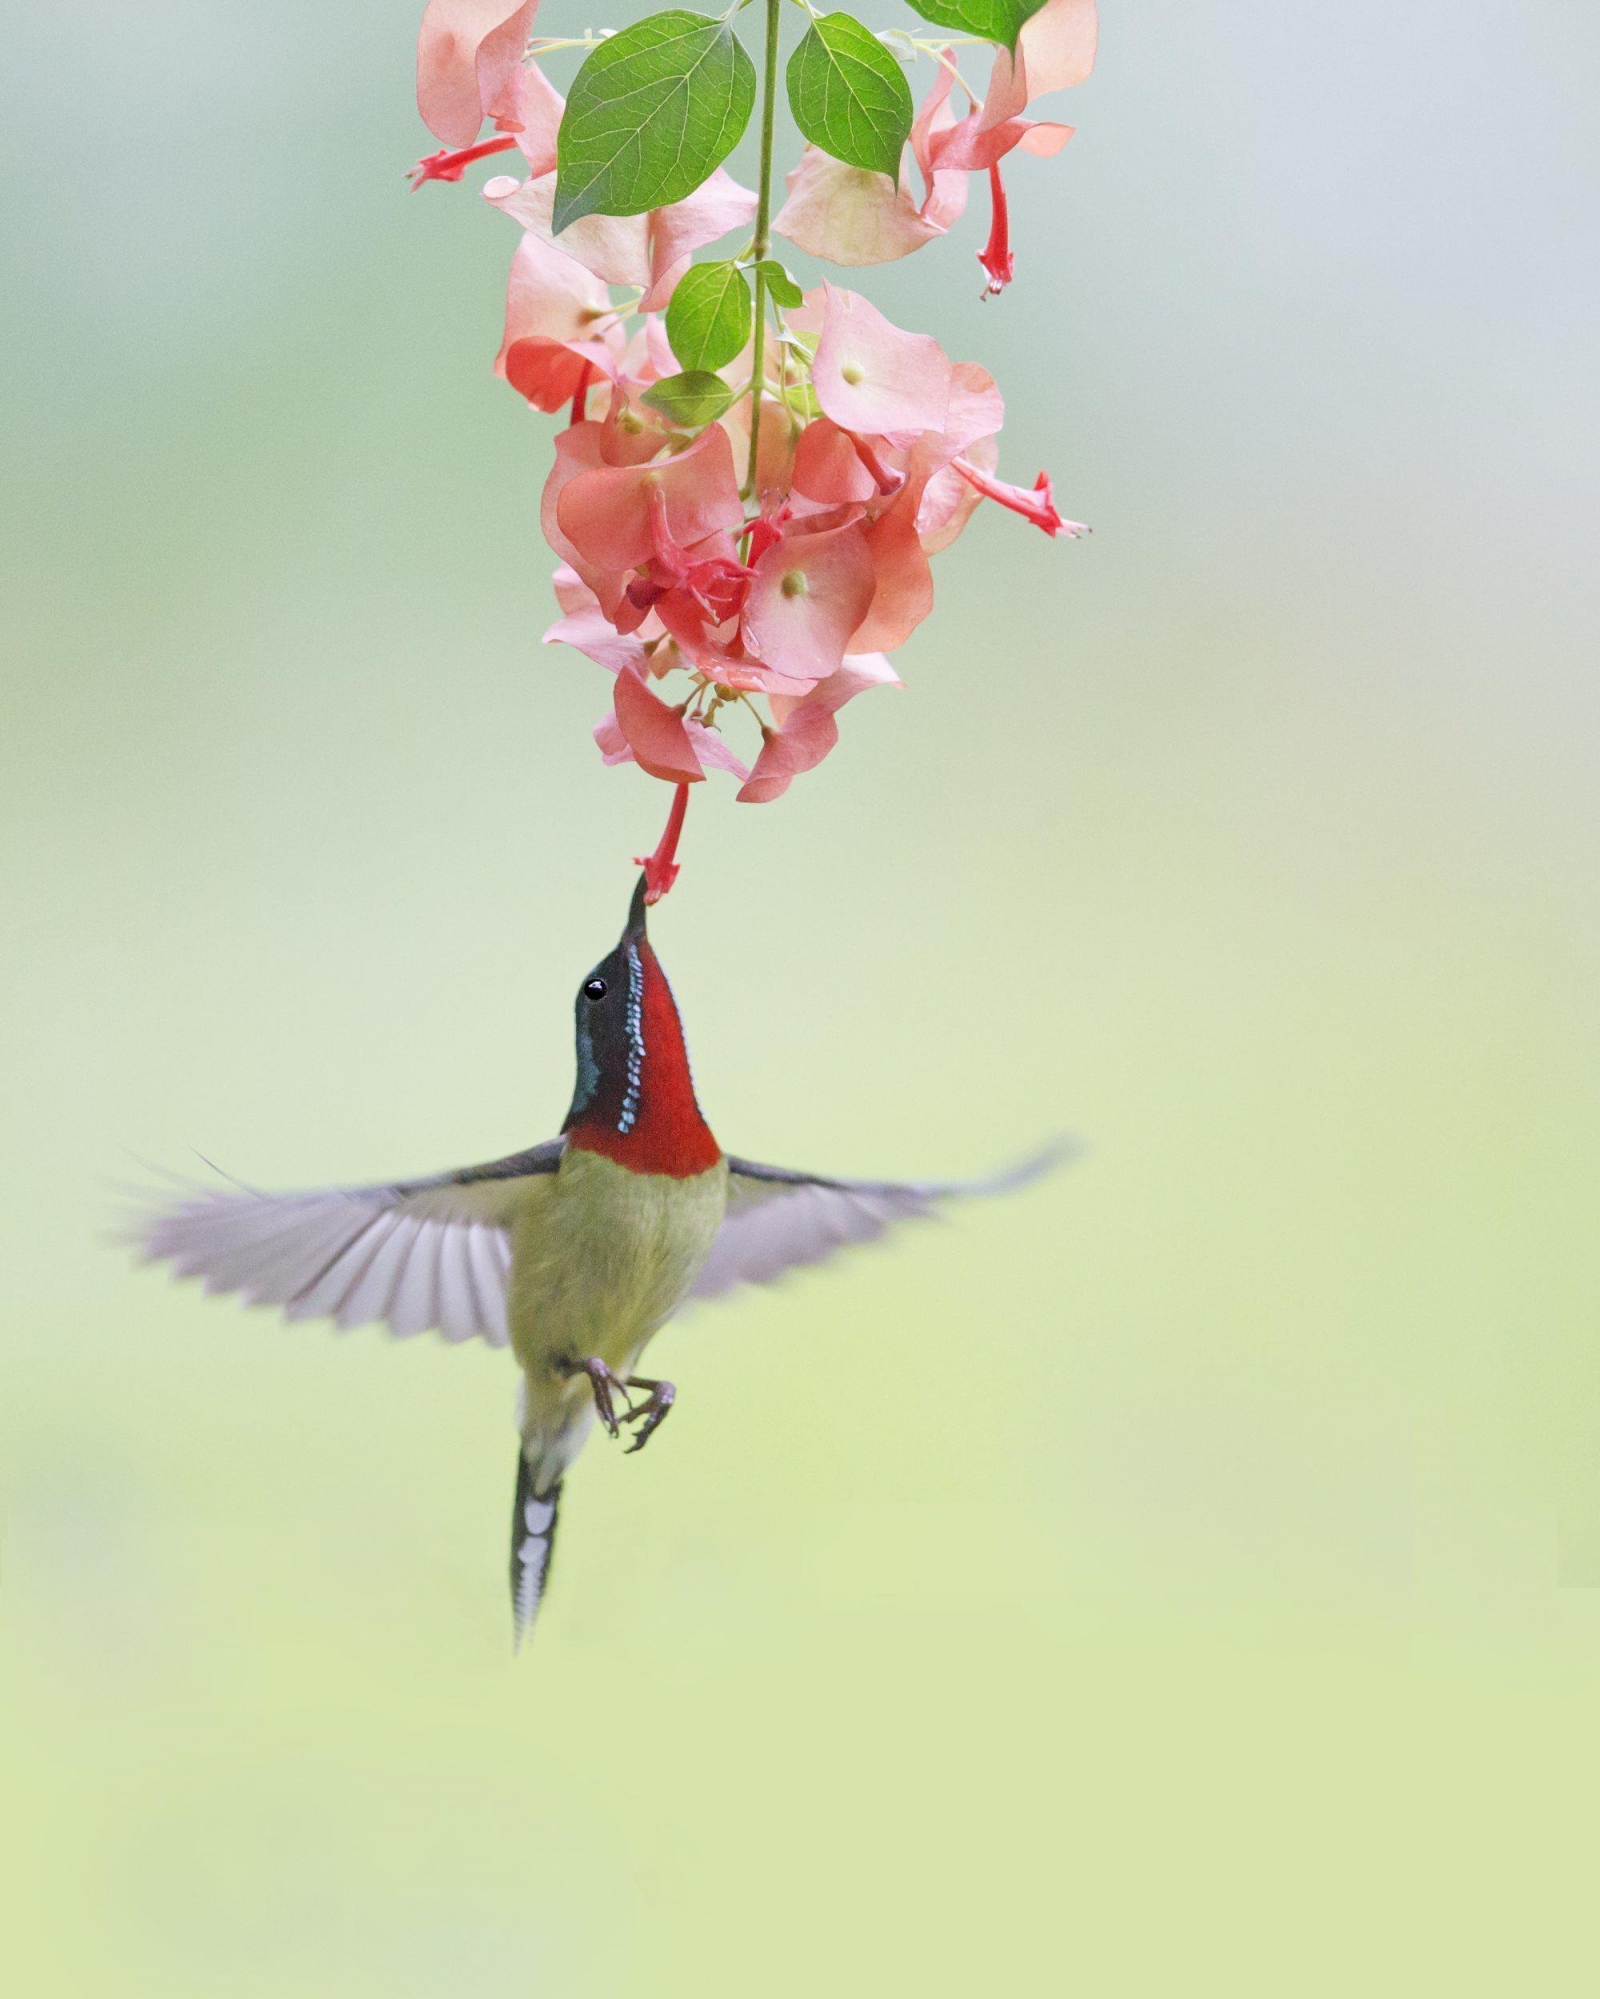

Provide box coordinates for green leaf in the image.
[640,370,740,428]
[903,0,1049,52]
[786,15,914,182]
[666,260,753,373]
[754,259,805,309]
[554,12,757,233]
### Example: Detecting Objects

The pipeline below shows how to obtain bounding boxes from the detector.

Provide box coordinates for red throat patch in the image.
[565,941,722,1177]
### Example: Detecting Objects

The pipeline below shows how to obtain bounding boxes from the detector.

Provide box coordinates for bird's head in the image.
[562,875,721,1176]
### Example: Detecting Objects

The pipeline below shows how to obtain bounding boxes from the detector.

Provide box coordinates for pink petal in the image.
[931,103,1074,174]
[595,711,632,766]
[910,360,1005,475]
[1018,0,1100,98]
[644,169,759,309]
[743,523,876,684]
[544,607,650,676]
[416,0,538,150]
[600,687,746,781]
[910,64,960,183]
[813,284,952,439]
[768,650,901,727]
[684,720,751,782]
[736,704,840,804]
[947,361,1006,452]
[551,563,594,615]
[643,314,678,382]
[737,653,899,803]
[718,398,802,505]
[916,434,996,554]
[598,393,679,468]
[773,148,957,268]
[486,171,653,290]
[557,426,745,573]
[613,667,704,784]
[541,422,627,613]
[500,339,597,412]
[513,59,564,174]
[925,33,1084,172]
[792,420,879,506]
[1018,121,1075,160]
[976,47,1031,135]
[493,231,613,411]
[851,494,934,652]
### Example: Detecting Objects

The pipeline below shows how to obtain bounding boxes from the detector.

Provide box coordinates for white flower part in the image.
[618,942,646,1134]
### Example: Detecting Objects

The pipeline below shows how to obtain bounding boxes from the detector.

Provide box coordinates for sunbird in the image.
[136,877,1065,1644]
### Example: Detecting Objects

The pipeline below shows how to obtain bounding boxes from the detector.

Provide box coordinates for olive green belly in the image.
[507,1147,728,1435]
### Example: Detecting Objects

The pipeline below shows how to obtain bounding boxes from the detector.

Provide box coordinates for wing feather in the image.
[688,1141,1073,1304]
[436,1222,481,1345]
[131,1140,564,1347]
[333,1208,413,1330]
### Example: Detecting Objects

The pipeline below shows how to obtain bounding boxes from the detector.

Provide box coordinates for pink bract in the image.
[743,523,877,686]
[612,666,704,785]
[416,0,539,151]
[738,654,900,803]
[813,285,952,438]
[556,428,745,574]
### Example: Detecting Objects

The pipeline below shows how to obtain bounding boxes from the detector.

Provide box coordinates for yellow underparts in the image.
[507,1146,729,1489]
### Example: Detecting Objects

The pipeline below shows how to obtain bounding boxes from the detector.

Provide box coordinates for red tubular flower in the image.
[953,459,1088,539]
[977,162,1014,296]
[635,782,691,903]
[409,133,519,188]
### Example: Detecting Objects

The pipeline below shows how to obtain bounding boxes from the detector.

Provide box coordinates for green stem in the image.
[743,0,783,502]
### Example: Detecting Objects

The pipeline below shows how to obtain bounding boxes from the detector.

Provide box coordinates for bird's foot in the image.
[620,1376,676,1454]
[556,1356,635,1438]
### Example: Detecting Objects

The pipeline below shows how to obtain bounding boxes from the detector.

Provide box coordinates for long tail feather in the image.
[510,1455,562,1652]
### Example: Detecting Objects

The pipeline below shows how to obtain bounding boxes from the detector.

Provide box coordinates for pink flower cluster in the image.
[538,281,1084,803]
[411,0,1095,888]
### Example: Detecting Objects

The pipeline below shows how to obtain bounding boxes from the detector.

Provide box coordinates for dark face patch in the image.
[560,875,721,1175]
[565,938,643,1130]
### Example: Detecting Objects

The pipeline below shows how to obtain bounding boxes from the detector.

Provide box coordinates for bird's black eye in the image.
[583,977,608,1002]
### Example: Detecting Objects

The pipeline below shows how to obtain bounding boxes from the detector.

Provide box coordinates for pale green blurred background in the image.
[4,1,1599,1992]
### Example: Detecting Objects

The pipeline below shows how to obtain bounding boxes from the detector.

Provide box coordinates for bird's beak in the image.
[623,872,650,944]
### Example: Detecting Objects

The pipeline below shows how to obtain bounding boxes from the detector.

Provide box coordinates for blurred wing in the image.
[688,1140,1074,1304]
[131,1140,566,1347]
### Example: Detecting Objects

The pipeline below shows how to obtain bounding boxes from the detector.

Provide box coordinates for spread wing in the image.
[688,1140,1075,1304]
[130,1140,566,1346]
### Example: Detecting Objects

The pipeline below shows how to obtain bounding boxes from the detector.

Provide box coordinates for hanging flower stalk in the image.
[413,0,1096,897]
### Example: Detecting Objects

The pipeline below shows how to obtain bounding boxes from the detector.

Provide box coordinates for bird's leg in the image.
[620,1375,676,1454]
[555,1356,635,1438]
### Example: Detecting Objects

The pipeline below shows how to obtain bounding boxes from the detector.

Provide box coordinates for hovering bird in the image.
[136,876,1065,1644]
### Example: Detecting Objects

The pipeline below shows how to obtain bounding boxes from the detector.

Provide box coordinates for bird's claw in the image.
[620,1377,676,1454]
[558,1356,635,1437]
